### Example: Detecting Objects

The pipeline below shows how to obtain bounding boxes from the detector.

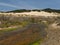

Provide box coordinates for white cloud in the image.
[0,2,38,9]
[0,2,21,9]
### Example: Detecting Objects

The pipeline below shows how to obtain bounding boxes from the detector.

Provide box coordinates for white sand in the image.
[0,11,59,17]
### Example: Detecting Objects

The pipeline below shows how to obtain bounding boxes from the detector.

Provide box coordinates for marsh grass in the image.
[0,27,19,32]
[29,38,44,45]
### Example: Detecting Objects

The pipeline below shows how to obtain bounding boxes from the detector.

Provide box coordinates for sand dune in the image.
[0,11,59,17]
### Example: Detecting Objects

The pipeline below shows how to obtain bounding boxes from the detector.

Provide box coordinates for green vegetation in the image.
[30,40,42,45]
[42,8,60,13]
[0,14,58,28]
[6,9,31,13]
[0,28,18,32]
[4,8,60,13]
[29,36,44,45]
[0,14,30,28]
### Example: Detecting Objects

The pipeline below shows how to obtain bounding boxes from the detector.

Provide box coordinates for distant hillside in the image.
[2,8,60,13]
[6,9,41,13]
[7,9,31,13]
[42,8,60,13]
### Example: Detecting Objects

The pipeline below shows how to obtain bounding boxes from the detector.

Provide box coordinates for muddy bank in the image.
[0,23,47,45]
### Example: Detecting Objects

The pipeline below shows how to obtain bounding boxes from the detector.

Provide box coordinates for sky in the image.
[0,0,60,11]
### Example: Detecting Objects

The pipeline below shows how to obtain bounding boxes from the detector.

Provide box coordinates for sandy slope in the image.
[0,11,59,17]
[40,23,60,45]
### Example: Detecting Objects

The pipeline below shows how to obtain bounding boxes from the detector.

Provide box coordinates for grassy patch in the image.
[29,39,43,45]
[0,27,20,33]
[0,21,30,33]
[31,41,41,45]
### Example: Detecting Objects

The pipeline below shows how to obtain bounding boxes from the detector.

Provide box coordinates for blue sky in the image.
[0,0,60,11]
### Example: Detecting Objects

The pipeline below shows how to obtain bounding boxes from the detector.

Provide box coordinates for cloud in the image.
[0,2,21,9]
[0,1,38,10]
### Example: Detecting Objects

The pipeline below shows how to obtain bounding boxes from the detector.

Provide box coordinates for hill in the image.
[5,8,60,13]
